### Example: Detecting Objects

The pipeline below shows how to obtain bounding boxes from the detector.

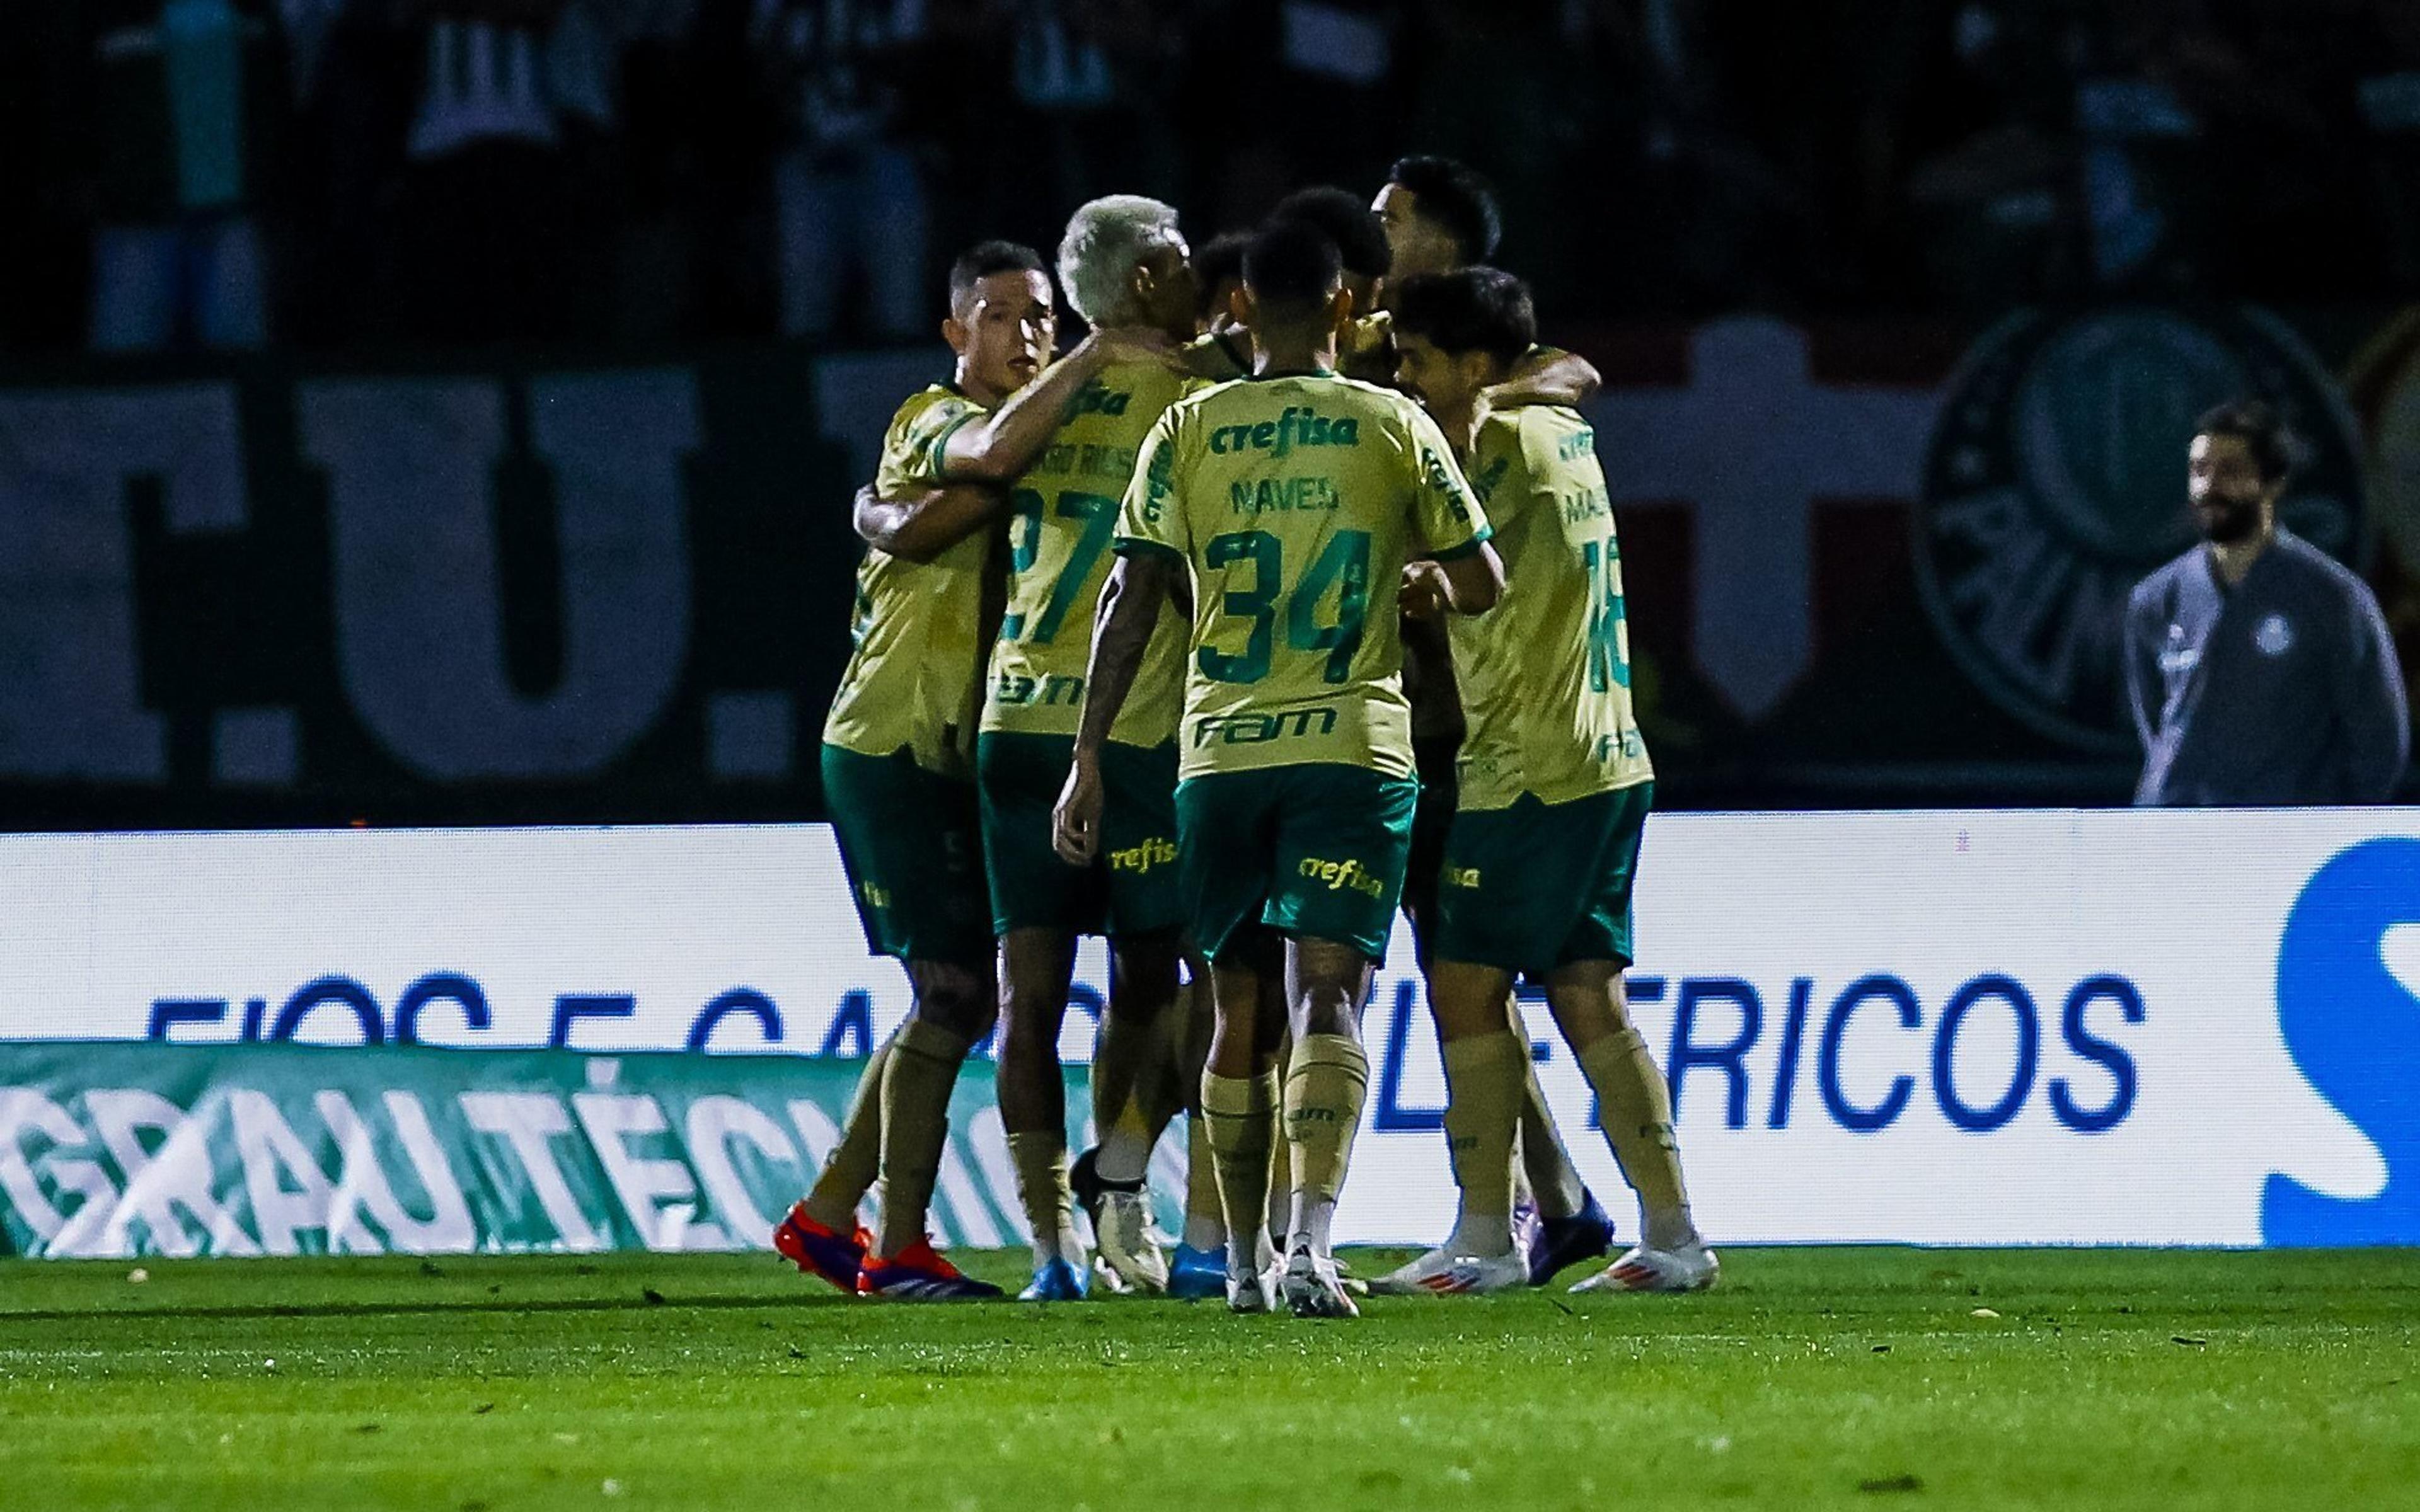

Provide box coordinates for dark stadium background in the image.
[8,0,2420,830]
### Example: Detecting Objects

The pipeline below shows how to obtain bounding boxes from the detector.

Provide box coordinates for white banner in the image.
[1,812,2412,1247]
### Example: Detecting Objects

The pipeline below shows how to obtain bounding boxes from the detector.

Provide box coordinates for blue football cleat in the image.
[1525,1188,1616,1286]
[1018,1257,1089,1301]
[1167,1243,1228,1301]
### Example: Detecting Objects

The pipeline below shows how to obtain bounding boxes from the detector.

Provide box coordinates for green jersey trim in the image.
[921,409,984,482]
[1431,527,1495,562]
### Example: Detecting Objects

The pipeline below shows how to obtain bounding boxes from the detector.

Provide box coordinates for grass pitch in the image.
[1,1247,2416,1511]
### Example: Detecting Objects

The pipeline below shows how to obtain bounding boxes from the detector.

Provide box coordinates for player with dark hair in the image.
[777,238,1169,1301]
[1378,266,1714,1295]
[2126,400,2407,806]
[1054,220,1506,1318]
[1368,155,1600,407]
[1376,155,1503,275]
[1366,156,1618,1284]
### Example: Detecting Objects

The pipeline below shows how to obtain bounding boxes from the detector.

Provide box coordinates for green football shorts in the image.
[1432,781,1654,978]
[1175,763,1419,964]
[819,743,994,970]
[977,731,1184,939]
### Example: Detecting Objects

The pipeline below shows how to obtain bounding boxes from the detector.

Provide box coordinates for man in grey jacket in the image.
[2126,401,2409,806]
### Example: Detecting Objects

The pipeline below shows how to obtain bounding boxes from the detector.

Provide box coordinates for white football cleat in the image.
[1281,1247,1361,1319]
[1093,1189,1170,1295]
[1226,1259,1278,1315]
[1371,1246,1527,1297]
[1570,1240,1720,1293]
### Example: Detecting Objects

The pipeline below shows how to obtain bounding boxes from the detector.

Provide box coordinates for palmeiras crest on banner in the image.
[1913,306,2365,753]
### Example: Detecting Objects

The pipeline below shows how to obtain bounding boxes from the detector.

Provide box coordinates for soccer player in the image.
[1054,221,1505,1318]
[1373,154,1499,284]
[976,196,1203,1302]
[1376,268,1714,1295]
[1374,153,1619,1285]
[776,239,1170,1302]
[1369,155,1603,407]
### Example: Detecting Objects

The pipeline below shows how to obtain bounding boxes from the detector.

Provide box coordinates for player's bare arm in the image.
[940,327,1184,483]
[851,481,1005,563]
[1426,543,1504,616]
[1485,346,1601,409]
[1401,555,1495,620]
[1052,551,1176,864]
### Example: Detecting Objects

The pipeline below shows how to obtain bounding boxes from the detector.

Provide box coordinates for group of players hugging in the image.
[773,158,1716,1319]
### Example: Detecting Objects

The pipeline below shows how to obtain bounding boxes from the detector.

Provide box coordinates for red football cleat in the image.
[856,1237,1004,1301]
[773,1203,870,1293]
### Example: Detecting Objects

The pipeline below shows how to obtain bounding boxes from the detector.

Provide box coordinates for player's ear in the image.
[941,314,969,353]
[1229,285,1252,328]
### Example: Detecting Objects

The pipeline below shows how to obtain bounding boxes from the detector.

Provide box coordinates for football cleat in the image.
[1281,1247,1360,1319]
[1018,1256,1088,1302]
[773,1203,869,1294]
[1070,1148,1167,1294]
[1570,1240,1720,1294]
[1167,1243,1228,1301]
[1371,1246,1527,1297]
[1093,1190,1170,1295]
[1226,1259,1278,1315]
[1525,1189,1616,1286]
[856,1238,1005,1301]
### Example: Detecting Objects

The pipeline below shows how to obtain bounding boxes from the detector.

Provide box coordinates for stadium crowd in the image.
[8,0,2420,355]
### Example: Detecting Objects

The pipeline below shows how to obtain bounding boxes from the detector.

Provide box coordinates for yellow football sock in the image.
[1577,1026,1696,1250]
[1441,1033,1523,1254]
[1006,1131,1080,1267]
[1284,1033,1370,1206]
[1201,1068,1276,1267]
[875,1018,972,1257]
[802,1031,893,1230]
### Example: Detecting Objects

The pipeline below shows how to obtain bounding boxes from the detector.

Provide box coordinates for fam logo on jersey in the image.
[1913,306,2365,752]
[2263,838,2420,1246]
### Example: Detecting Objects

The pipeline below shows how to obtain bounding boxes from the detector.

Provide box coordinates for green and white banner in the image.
[0,1043,1146,1260]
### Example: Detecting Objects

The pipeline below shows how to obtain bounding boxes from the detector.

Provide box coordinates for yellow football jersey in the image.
[821,384,993,777]
[1448,403,1653,810]
[1117,372,1490,781]
[982,360,1200,746]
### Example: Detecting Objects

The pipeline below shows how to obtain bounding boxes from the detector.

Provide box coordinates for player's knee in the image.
[1293,978,1361,1040]
[912,966,996,1041]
